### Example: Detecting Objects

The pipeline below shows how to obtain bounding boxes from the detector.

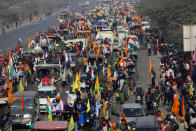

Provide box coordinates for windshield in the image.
[37,68,60,79]
[12,99,33,107]
[123,108,144,117]
[38,90,57,98]
[143,23,150,26]
[132,127,158,131]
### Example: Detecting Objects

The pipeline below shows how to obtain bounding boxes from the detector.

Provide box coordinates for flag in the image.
[57,17,62,24]
[129,36,138,51]
[28,37,31,53]
[75,12,81,17]
[36,32,39,37]
[107,66,111,79]
[68,115,74,131]
[21,91,24,111]
[189,84,193,95]
[19,79,24,92]
[125,40,128,56]
[192,47,196,65]
[171,92,180,117]
[25,65,32,75]
[86,18,90,25]
[160,110,164,128]
[8,82,14,105]
[91,69,95,80]
[80,18,82,28]
[149,56,152,72]
[103,99,107,115]
[54,41,57,49]
[181,95,185,125]
[95,75,100,91]
[86,65,89,73]
[46,96,52,121]
[86,99,90,113]
[120,27,128,34]
[119,56,126,67]
[121,109,128,125]
[8,52,14,79]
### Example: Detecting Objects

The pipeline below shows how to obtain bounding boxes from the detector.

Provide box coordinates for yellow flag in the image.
[86,99,90,113]
[68,115,74,131]
[54,41,57,49]
[190,84,193,96]
[95,75,100,90]
[19,79,24,92]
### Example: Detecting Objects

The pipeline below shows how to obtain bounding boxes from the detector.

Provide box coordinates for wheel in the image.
[3,122,11,131]
[120,93,125,104]
[123,86,129,100]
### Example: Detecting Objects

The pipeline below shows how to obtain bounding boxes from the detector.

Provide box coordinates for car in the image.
[38,86,60,113]
[129,35,140,49]
[119,103,146,125]
[11,91,40,127]
[141,21,150,31]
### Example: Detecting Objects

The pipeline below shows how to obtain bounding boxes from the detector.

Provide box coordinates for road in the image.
[0,0,96,51]
[0,15,59,51]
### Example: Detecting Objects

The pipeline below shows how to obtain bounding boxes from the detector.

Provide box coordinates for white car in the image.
[141,21,150,31]
[129,35,140,49]
[38,86,60,112]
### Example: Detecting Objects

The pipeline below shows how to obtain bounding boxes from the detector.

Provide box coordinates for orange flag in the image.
[8,82,13,105]
[121,109,128,125]
[21,91,25,111]
[107,66,111,79]
[171,93,180,118]
[161,110,164,128]
[57,17,61,24]
[181,95,185,125]
[28,37,31,52]
[36,32,39,37]
[149,56,152,72]
[102,99,107,115]
[125,40,128,56]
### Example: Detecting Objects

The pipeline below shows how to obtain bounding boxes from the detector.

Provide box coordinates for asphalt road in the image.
[0,15,59,51]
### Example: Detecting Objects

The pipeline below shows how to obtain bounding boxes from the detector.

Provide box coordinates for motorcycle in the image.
[151,101,158,114]
[135,95,143,105]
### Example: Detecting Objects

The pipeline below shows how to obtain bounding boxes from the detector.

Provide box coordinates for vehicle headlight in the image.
[23,114,31,119]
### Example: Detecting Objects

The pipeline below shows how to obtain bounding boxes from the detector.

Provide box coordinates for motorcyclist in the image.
[135,85,144,98]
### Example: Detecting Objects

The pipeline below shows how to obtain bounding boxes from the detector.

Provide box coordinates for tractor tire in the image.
[119,92,125,104]
[109,95,118,115]
[123,85,129,100]
[3,122,11,131]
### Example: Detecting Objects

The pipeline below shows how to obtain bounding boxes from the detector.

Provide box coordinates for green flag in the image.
[46,104,52,121]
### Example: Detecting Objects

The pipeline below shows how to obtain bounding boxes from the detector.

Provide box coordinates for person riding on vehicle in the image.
[135,85,144,98]
[52,95,64,115]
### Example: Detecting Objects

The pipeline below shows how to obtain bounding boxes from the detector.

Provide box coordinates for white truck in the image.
[38,86,60,112]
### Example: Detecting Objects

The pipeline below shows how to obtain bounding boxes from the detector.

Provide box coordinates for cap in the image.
[112,123,117,127]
